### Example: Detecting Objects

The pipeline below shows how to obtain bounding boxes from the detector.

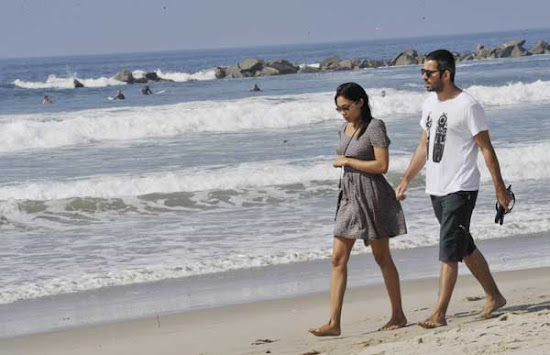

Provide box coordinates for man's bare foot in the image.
[418,314,447,329]
[379,314,408,331]
[308,323,341,337]
[481,293,507,318]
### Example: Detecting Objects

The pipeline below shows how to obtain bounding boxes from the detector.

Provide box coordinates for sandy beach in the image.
[1,266,548,355]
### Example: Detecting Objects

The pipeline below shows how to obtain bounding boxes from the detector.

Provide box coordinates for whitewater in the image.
[2,80,550,153]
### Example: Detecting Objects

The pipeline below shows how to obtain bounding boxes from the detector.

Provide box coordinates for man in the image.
[396,49,512,328]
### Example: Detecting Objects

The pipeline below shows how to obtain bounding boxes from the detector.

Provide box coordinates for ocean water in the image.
[1,28,550,337]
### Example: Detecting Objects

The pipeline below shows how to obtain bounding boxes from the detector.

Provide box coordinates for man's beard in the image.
[426,81,443,92]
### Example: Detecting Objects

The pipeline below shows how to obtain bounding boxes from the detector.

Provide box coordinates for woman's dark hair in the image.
[335,82,373,137]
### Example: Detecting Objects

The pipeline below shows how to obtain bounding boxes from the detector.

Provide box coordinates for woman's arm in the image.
[333,147,389,174]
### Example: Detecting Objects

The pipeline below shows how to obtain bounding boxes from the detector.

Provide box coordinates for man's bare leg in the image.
[464,248,507,318]
[419,261,458,328]
[308,236,355,336]
[370,238,407,330]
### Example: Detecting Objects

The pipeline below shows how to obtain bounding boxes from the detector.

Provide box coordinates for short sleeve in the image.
[368,119,390,148]
[466,102,489,136]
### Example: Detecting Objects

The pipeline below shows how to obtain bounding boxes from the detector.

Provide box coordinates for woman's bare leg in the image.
[309,236,355,336]
[370,237,407,330]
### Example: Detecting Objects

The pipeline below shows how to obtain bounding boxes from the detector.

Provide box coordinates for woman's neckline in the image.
[343,123,362,137]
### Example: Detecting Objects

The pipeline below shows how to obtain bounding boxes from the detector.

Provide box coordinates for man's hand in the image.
[395,131,427,201]
[496,185,513,212]
[396,180,408,201]
[475,131,511,212]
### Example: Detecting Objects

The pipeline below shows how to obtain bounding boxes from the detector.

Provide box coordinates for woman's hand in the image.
[333,150,388,174]
[333,155,349,168]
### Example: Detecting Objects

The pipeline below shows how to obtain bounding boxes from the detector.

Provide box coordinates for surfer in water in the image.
[141,82,153,95]
[112,89,125,100]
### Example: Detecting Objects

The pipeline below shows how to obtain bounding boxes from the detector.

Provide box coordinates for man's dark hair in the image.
[426,49,456,83]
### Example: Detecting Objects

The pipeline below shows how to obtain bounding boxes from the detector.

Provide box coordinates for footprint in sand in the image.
[251,339,277,345]
[353,339,383,348]
[464,295,485,302]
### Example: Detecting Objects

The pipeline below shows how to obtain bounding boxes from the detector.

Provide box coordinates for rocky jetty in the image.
[112,69,174,84]
[215,58,300,79]
[214,38,550,79]
[99,39,550,85]
[113,69,135,84]
[392,49,422,66]
[73,79,84,88]
[529,40,550,55]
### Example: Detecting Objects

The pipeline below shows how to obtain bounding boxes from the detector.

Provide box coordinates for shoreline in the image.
[1,232,550,340]
[1,266,549,354]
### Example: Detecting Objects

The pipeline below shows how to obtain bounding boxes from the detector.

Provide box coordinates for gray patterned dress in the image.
[334,119,407,244]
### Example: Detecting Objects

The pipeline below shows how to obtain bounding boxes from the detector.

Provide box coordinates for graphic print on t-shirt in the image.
[432,112,447,163]
[425,113,432,161]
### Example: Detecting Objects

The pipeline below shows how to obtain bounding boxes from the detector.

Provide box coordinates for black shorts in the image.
[431,191,478,262]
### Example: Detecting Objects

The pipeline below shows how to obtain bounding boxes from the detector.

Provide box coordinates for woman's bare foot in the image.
[418,313,447,329]
[308,323,341,336]
[379,314,408,331]
[481,293,507,318]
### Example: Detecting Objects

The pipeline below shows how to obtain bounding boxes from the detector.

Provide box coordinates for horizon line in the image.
[1,26,549,61]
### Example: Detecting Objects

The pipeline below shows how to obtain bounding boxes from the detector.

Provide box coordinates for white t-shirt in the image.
[420,91,489,196]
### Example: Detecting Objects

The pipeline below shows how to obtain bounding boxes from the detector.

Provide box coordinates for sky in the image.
[0,0,548,58]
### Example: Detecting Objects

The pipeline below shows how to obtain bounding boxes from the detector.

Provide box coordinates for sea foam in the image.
[13,68,217,89]
[0,139,548,203]
[2,80,550,153]
[1,201,549,306]
[13,74,126,89]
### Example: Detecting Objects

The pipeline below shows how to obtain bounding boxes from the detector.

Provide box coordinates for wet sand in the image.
[2,266,549,355]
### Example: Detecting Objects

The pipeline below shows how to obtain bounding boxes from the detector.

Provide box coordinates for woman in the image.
[309,82,408,336]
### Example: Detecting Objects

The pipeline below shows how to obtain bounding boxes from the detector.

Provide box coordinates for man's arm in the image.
[396,131,428,201]
[475,130,512,210]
